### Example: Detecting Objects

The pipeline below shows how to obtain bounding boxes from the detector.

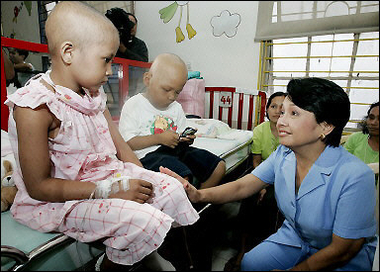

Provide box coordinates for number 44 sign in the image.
[219,92,232,107]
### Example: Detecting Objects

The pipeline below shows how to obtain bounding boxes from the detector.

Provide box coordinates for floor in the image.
[79,201,243,271]
[210,201,241,271]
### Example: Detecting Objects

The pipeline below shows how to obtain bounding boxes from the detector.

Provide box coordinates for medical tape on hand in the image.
[94,176,131,199]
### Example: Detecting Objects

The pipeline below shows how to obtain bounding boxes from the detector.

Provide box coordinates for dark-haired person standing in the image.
[106,8,148,62]
[161,77,377,271]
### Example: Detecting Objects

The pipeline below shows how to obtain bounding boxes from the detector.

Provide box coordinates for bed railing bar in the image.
[247,95,254,131]
[218,106,223,125]
[209,91,214,119]
[1,234,73,271]
[227,92,233,127]
[237,93,244,129]
[258,92,266,124]
[204,87,266,130]
[1,48,8,131]
[1,245,29,266]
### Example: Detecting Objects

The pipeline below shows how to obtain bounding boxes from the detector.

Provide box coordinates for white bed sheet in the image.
[186,119,253,173]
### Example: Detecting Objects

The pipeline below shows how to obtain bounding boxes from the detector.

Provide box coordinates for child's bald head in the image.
[45,1,119,57]
[143,53,188,109]
[149,53,188,83]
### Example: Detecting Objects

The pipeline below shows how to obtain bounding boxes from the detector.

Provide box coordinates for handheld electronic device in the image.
[180,127,197,138]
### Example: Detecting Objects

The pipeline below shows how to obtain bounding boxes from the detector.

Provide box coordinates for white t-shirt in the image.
[119,93,187,159]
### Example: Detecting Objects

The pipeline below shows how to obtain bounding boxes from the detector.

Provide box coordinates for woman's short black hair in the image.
[286,77,350,147]
[359,101,380,134]
[266,92,287,119]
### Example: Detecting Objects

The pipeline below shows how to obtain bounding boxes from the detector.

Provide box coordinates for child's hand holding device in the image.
[179,127,197,138]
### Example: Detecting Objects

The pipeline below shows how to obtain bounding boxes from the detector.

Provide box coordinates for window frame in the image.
[258,31,379,129]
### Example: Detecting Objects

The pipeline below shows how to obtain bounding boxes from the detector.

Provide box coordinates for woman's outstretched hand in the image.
[159,166,201,203]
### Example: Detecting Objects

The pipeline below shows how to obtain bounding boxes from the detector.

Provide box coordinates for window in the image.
[258,31,379,129]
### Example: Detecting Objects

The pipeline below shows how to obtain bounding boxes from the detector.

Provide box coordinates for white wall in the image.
[1,1,40,43]
[1,1,42,70]
[135,1,260,90]
[1,1,261,90]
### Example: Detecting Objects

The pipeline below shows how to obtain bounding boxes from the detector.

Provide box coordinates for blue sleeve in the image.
[333,163,377,239]
[251,145,283,185]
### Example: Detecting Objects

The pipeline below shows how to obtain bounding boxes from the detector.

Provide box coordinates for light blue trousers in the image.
[241,239,375,271]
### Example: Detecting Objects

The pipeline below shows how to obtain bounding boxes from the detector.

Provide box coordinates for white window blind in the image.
[255,1,379,41]
[258,32,379,129]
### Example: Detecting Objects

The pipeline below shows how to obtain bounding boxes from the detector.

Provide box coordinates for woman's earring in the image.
[320,133,326,140]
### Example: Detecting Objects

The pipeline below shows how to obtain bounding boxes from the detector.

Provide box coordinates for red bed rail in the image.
[1,37,48,131]
[205,87,266,130]
[2,37,266,132]
[1,37,151,130]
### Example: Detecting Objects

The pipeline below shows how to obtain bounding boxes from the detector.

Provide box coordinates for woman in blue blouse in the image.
[161,77,377,271]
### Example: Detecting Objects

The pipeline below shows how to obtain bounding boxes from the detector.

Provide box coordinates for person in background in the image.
[3,48,15,84]
[106,7,148,62]
[5,2,199,270]
[162,77,377,271]
[344,102,379,164]
[225,92,286,271]
[6,48,35,89]
[8,48,34,72]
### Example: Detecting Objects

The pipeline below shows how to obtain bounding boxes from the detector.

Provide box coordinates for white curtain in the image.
[255,1,379,41]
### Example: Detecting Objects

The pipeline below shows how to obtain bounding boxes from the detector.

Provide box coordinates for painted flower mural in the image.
[159,1,197,43]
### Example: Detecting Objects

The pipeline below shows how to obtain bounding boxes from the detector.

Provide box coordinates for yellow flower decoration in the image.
[175,26,185,43]
[186,23,197,39]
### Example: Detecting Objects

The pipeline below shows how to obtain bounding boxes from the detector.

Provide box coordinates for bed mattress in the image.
[186,119,253,173]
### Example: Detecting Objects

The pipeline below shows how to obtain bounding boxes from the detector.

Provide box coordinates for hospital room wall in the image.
[135,1,260,90]
[1,1,43,71]
[1,1,261,90]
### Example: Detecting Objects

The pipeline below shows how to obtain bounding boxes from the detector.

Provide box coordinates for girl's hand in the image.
[159,166,201,203]
[158,130,180,148]
[110,179,154,204]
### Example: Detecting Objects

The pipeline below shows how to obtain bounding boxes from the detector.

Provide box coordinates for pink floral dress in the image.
[5,71,199,265]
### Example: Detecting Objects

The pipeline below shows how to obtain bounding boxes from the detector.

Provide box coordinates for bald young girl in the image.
[5,2,198,270]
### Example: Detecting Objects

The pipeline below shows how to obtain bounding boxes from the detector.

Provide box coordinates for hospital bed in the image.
[188,118,254,176]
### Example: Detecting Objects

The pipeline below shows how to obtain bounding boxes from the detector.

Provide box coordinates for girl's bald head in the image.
[45,1,119,57]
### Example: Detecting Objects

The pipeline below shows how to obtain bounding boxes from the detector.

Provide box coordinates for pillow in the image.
[186,119,231,138]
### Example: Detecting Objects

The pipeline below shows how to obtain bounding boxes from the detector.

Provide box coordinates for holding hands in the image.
[159,166,201,203]
[110,178,154,204]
